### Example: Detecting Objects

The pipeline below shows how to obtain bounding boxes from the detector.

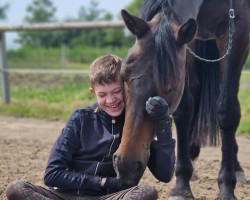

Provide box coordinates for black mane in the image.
[141,0,177,86]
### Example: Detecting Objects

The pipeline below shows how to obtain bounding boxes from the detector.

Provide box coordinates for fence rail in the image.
[0,21,125,103]
[0,21,125,32]
[2,68,89,74]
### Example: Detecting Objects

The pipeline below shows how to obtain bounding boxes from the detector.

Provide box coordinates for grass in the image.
[237,71,250,134]
[0,73,95,120]
[0,71,250,135]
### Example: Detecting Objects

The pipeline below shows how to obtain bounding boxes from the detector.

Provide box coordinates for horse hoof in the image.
[236,171,247,184]
[169,196,194,200]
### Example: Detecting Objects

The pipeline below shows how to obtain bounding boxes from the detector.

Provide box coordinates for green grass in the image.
[0,70,250,135]
[243,55,250,70]
[237,71,250,134]
[0,73,95,120]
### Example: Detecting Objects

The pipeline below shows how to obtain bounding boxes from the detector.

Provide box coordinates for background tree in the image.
[67,0,126,48]
[100,13,125,47]
[17,0,58,47]
[15,0,142,49]
[68,0,106,47]
[0,2,9,20]
[125,0,142,16]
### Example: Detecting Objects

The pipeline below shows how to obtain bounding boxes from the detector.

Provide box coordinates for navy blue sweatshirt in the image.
[44,103,175,194]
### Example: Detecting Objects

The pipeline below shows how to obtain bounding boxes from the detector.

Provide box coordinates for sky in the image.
[1,0,132,49]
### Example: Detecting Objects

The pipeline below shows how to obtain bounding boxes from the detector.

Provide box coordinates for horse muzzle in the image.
[113,150,150,186]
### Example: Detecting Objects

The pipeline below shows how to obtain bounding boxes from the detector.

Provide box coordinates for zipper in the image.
[94,119,116,176]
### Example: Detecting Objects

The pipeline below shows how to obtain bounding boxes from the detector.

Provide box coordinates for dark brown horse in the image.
[113,0,250,199]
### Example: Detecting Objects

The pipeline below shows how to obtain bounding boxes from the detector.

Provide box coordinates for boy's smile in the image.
[90,82,124,117]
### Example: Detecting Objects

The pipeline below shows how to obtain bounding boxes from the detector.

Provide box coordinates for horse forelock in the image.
[154,14,177,86]
[141,0,177,86]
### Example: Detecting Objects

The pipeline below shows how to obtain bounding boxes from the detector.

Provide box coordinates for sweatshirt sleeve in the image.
[147,128,176,183]
[44,110,101,192]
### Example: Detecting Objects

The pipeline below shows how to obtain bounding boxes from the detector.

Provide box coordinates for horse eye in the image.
[125,55,136,65]
[127,59,134,65]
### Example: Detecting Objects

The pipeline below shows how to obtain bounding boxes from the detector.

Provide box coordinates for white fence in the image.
[0,21,125,103]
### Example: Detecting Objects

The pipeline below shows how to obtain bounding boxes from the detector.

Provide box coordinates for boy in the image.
[5,55,175,200]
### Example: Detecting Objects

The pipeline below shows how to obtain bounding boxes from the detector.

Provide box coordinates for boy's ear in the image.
[89,87,95,95]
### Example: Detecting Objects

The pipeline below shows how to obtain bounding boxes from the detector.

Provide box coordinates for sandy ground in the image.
[0,115,249,200]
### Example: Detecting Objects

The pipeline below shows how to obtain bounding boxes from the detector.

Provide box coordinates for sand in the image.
[0,115,249,200]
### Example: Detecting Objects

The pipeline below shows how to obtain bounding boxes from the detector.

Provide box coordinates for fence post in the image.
[0,32,10,103]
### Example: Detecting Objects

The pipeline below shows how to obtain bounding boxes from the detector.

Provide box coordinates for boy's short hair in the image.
[89,54,122,87]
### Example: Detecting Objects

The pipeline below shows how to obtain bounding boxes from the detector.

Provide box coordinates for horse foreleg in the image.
[216,124,238,200]
[216,55,241,199]
[169,84,194,200]
[234,138,247,184]
[216,29,249,200]
[189,144,200,181]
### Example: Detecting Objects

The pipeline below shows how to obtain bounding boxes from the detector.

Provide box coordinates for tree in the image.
[125,0,142,16]
[16,0,139,48]
[78,0,104,22]
[100,13,125,47]
[17,0,58,47]
[68,0,105,47]
[67,0,126,48]
[24,0,56,23]
[0,2,9,20]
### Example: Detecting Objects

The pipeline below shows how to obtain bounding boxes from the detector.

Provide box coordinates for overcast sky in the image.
[2,0,131,49]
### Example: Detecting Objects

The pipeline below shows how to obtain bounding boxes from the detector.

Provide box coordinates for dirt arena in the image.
[0,115,249,200]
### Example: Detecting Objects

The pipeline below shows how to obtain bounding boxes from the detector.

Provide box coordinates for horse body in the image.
[113,0,250,199]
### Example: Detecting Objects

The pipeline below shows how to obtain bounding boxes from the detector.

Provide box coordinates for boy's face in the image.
[89,81,124,117]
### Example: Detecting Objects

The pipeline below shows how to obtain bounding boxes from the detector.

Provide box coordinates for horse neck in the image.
[172,0,204,24]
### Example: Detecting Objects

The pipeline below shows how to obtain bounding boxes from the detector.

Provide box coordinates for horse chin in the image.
[115,170,143,187]
[117,176,140,187]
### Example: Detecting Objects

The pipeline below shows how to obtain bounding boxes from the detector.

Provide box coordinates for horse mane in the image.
[141,0,177,86]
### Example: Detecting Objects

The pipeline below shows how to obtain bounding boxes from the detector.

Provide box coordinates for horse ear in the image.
[121,9,150,39]
[176,18,197,46]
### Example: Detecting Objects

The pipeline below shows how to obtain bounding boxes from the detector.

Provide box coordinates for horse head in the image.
[113,9,197,186]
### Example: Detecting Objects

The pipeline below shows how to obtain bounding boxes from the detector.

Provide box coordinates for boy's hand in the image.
[146,96,172,141]
[145,96,170,127]
[102,177,131,192]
